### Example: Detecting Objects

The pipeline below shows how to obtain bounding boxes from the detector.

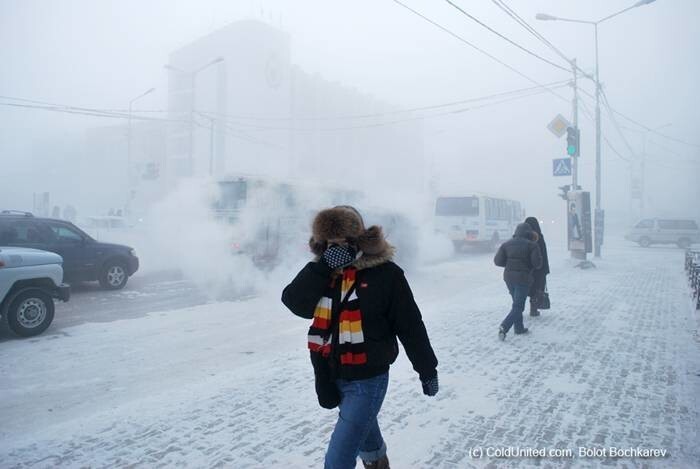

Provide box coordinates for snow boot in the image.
[529,303,540,317]
[514,327,529,335]
[363,455,390,469]
[498,326,506,341]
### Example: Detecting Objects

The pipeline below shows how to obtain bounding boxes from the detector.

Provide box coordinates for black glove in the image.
[421,374,439,397]
[322,244,357,270]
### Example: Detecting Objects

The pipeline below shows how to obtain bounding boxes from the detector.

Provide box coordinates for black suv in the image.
[0,211,139,290]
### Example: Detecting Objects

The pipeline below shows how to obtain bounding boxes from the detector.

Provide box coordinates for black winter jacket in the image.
[524,218,549,293]
[494,223,543,285]
[282,259,438,382]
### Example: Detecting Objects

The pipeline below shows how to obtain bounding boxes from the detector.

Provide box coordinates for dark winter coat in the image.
[494,223,543,286]
[282,232,438,383]
[524,217,550,293]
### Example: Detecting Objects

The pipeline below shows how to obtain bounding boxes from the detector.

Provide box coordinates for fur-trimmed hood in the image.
[309,206,394,270]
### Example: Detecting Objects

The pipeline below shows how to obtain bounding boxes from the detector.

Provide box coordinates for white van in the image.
[625,218,700,249]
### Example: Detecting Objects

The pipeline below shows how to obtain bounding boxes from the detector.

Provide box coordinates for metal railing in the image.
[685,249,700,310]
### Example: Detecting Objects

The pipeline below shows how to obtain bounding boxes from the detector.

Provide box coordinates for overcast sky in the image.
[1,0,698,225]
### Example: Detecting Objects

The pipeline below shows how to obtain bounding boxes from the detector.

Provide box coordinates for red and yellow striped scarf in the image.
[308,267,367,366]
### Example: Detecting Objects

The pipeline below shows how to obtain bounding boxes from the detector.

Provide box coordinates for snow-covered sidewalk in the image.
[2,240,699,468]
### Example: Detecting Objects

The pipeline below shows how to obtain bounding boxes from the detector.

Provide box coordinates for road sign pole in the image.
[571,58,578,192]
[570,58,586,261]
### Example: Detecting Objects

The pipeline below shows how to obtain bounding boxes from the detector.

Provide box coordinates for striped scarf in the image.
[308,267,367,366]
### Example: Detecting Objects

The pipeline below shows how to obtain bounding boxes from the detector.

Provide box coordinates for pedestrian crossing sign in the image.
[553,158,572,176]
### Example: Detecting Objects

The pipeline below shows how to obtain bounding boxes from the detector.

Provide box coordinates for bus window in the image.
[435,197,479,216]
[485,198,493,219]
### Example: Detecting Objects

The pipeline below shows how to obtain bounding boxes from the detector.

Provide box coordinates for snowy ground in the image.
[1,237,699,468]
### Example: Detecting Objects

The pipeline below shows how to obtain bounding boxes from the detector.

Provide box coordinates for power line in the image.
[0,101,180,123]
[612,108,700,148]
[491,0,595,82]
[444,0,570,72]
[0,99,186,124]
[0,82,569,135]
[598,89,638,159]
[579,93,698,168]
[390,0,571,105]
[1,80,570,124]
[578,95,631,164]
[201,83,570,132]
[578,87,700,149]
[193,79,570,123]
[602,136,631,163]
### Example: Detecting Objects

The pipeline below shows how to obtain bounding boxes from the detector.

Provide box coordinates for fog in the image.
[1,0,698,288]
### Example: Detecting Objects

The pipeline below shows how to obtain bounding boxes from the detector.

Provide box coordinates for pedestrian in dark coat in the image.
[282,206,438,469]
[494,223,543,340]
[524,217,550,317]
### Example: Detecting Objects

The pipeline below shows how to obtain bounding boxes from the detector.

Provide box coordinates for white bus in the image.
[434,194,524,251]
[214,176,362,265]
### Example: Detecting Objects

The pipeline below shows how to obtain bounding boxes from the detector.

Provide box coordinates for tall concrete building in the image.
[165,19,425,194]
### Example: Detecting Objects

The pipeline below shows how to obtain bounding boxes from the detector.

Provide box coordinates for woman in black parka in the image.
[524,217,550,316]
[282,206,438,469]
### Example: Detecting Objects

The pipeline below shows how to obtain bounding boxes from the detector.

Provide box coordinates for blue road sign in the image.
[553,158,572,176]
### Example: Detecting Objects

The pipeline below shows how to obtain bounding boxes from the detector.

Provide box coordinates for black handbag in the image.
[539,287,551,310]
[311,352,340,409]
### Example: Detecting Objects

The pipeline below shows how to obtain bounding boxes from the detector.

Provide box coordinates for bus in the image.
[434,194,524,251]
[214,175,362,266]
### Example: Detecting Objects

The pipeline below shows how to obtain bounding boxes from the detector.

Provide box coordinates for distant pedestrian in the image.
[524,217,550,317]
[494,223,543,340]
[282,206,438,469]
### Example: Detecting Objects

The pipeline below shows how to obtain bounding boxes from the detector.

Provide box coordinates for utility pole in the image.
[127,88,155,188]
[570,58,587,262]
[126,87,155,220]
[571,58,579,191]
[164,57,224,177]
[593,24,603,258]
[537,0,657,259]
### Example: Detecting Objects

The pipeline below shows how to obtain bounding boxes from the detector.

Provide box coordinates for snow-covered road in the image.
[2,240,699,468]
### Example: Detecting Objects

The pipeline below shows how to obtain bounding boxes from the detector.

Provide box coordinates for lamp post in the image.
[127,87,155,188]
[623,122,672,218]
[164,57,224,176]
[537,0,657,258]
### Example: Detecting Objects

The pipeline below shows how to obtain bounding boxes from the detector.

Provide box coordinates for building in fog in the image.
[164,19,425,194]
[84,120,167,217]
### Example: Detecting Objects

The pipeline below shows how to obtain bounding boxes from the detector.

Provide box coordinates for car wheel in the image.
[638,237,651,248]
[7,289,55,337]
[99,260,129,290]
[677,238,691,249]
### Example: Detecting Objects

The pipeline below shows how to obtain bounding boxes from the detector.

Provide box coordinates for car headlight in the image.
[129,248,137,257]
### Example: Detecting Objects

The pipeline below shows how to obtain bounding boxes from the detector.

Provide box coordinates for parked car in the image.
[0,246,70,337]
[625,218,700,249]
[0,211,139,289]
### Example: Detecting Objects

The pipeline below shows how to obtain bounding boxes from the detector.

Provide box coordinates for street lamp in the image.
[127,87,155,187]
[164,57,224,176]
[536,0,657,258]
[626,123,671,217]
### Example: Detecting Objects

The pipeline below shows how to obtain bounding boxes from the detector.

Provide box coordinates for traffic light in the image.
[558,184,570,200]
[566,126,580,156]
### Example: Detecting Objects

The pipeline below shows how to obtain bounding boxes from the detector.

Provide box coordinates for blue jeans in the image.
[501,281,529,333]
[324,372,389,469]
